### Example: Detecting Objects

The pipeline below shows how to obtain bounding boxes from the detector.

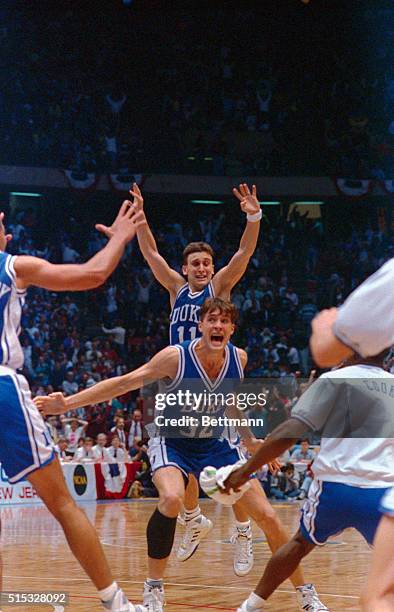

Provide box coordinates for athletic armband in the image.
[246,210,262,223]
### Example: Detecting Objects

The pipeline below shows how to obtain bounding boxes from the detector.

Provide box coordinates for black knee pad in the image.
[147,508,177,559]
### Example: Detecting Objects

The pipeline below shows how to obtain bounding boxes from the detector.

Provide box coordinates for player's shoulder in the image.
[320,364,394,379]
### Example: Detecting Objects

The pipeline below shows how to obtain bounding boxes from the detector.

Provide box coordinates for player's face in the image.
[182,251,214,290]
[199,308,235,351]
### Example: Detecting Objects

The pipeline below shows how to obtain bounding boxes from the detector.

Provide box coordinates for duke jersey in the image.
[0,252,26,370]
[169,281,215,345]
[157,338,244,450]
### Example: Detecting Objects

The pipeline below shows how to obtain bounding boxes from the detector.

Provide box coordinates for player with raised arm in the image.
[35,298,328,612]
[127,181,261,574]
[0,207,146,612]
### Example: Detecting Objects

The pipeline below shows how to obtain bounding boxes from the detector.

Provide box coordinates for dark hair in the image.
[301,438,310,444]
[199,297,238,324]
[182,242,214,264]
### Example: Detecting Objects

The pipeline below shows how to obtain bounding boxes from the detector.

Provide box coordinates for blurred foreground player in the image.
[130,182,261,574]
[223,351,393,612]
[0,208,146,612]
[309,259,394,611]
[35,298,326,612]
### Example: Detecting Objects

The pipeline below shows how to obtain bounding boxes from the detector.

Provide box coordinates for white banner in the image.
[62,462,97,501]
[0,464,41,505]
[0,462,97,505]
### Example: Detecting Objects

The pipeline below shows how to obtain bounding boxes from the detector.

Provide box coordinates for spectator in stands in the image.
[110,417,127,448]
[62,371,78,396]
[291,438,316,463]
[270,463,301,500]
[54,437,71,461]
[92,433,111,462]
[74,437,95,461]
[62,417,87,455]
[127,408,144,448]
[107,435,129,462]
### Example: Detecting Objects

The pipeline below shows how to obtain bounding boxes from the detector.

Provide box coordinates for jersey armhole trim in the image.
[165,345,185,391]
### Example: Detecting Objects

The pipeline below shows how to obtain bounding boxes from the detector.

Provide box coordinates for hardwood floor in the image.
[0,499,368,611]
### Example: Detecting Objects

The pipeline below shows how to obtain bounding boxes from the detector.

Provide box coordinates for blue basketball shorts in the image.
[148,436,245,480]
[0,368,55,483]
[300,479,391,546]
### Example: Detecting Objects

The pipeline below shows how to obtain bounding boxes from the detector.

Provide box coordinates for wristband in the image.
[247,210,262,222]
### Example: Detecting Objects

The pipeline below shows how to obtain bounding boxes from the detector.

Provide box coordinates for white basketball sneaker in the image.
[176,514,213,561]
[143,582,165,612]
[237,600,265,611]
[231,524,254,576]
[296,584,329,611]
[101,587,147,611]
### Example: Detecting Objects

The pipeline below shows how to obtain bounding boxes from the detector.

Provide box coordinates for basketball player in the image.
[307,258,394,611]
[35,298,327,612]
[131,181,262,574]
[222,351,394,612]
[0,208,146,612]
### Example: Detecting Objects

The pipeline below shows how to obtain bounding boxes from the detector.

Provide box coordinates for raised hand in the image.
[232,183,260,216]
[33,392,67,416]
[128,182,144,213]
[95,201,146,242]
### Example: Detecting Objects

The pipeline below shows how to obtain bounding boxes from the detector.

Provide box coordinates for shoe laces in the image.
[231,530,252,564]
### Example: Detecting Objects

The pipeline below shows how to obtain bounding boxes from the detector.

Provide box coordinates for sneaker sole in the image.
[176,521,213,562]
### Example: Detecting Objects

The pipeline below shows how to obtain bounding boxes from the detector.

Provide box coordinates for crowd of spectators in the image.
[1,3,394,176]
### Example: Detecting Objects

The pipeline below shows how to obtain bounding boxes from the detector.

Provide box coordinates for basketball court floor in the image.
[0,498,368,611]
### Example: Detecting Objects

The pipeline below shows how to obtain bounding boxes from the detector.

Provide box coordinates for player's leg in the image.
[176,473,213,561]
[360,515,394,612]
[237,528,316,611]
[237,480,328,611]
[28,459,144,611]
[144,466,185,611]
[231,501,254,576]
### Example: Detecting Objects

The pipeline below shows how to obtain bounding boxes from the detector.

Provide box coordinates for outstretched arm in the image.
[213,184,261,298]
[14,204,145,291]
[129,184,184,297]
[34,346,179,415]
[222,417,307,493]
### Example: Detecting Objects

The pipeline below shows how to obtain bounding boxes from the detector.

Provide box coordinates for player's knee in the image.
[159,490,184,516]
[253,504,279,529]
[46,493,77,523]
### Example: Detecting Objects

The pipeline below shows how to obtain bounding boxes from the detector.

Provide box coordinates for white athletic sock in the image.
[98,582,118,602]
[184,505,201,522]
[145,578,163,589]
[296,583,313,591]
[246,591,266,609]
[236,519,251,532]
